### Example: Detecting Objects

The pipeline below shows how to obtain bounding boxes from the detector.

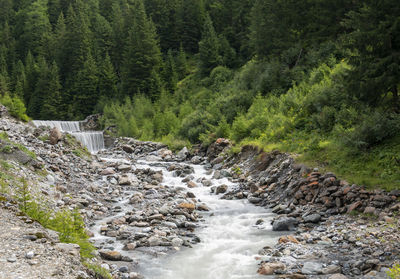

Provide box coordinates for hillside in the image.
[0,0,399,190]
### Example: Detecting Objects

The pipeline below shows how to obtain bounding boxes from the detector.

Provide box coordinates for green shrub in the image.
[387,263,400,279]
[340,111,400,150]
[0,92,30,122]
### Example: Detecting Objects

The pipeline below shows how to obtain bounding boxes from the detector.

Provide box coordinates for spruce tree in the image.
[40,61,62,119]
[163,49,178,93]
[98,52,118,99]
[70,52,99,118]
[342,1,400,110]
[121,0,162,97]
[199,14,221,75]
[175,44,188,79]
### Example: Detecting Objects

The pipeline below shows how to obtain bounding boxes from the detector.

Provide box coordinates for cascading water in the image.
[32,120,105,153]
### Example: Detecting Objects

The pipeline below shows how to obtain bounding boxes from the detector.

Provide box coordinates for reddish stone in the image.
[347,201,362,213]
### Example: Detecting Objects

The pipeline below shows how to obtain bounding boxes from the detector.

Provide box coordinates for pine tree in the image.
[121,0,162,97]
[199,14,221,75]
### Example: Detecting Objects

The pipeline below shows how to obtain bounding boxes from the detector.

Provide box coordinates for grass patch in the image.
[233,132,400,191]
[38,135,49,142]
[64,134,91,159]
[0,132,36,159]
[83,262,113,279]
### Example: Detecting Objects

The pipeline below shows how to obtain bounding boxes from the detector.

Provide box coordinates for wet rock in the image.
[328,274,348,279]
[322,265,341,274]
[248,196,262,204]
[216,185,228,194]
[177,147,189,160]
[148,236,161,246]
[257,262,286,275]
[272,217,298,231]
[178,203,195,211]
[187,181,197,188]
[99,250,122,261]
[122,145,134,153]
[171,238,184,247]
[303,213,321,223]
[302,262,323,275]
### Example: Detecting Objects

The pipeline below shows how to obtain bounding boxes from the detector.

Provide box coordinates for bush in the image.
[340,111,400,150]
[0,92,30,121]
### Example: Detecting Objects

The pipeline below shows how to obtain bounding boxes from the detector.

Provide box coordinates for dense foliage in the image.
[0,0,399,189]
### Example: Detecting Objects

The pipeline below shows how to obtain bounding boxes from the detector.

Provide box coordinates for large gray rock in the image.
[303,213,321,223]
[302,262,323,275]
[272,217,298,231]
[177,147,189,160]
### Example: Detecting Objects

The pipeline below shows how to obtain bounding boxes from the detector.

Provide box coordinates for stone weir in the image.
[32,120,105,153]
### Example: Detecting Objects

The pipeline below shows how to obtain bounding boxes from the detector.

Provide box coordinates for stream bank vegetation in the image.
[0,158,111,278]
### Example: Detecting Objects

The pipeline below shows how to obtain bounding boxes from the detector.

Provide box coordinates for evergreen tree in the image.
[175,44,188,79]
[47,0,61,26]
[40,61,62,119]
[98,52,118,99]
[63,3,91,81]
[110,2,125,74]
[199,14,221,75]
[163,49,178,92]
[17,0,52,57]
[177,0,205,53]
[121,0,162,97]
[70,52,99,118]
[342,1,400,110]
[27,55,48,118]
[23,51,37,106]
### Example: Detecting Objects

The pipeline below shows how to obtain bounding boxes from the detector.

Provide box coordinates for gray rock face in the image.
[272,217,298,231]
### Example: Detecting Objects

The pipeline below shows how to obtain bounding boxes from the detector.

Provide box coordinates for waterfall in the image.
[32,120,104,153]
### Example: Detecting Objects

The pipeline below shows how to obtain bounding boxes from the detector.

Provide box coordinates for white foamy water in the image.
[133,161,282,279]
[32,120,104,153]
[32,120,81,132]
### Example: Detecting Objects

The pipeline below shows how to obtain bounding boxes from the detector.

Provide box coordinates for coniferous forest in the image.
[0,0,399,189]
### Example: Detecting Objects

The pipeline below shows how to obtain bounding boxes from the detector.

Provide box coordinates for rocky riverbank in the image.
[0,106,399,279]
[202,140,400,278]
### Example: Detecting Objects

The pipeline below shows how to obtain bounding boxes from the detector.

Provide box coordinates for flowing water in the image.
[32,120,104,153]
[93,157,282,279]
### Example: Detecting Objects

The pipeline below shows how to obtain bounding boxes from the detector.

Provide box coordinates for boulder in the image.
[302,262,323,275]
[49,127,62,145]
[257,262,286,275]
[99,250,122,261]
[216,184,228,194]
[272,217,298,231]
[303,213,321,223]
